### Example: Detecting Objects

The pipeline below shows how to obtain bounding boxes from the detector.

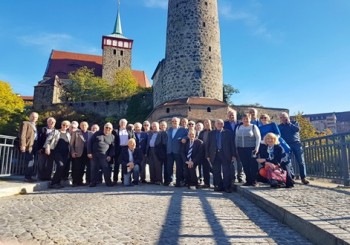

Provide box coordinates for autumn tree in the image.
[0,81,25,135]
[294,112,318,140]
[223,84,239,105]
[110,68,139,100]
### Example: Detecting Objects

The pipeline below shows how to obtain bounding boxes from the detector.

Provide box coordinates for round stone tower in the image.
[152,0,223,107]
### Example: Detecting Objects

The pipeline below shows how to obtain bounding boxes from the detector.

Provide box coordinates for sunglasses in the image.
[188,123,194,126]
[260,117,267,119]
[105,127,112,129]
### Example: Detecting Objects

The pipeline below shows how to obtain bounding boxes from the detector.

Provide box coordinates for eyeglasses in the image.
[188,123,194,126]
[260,117,267,119]
[105,127,112,129]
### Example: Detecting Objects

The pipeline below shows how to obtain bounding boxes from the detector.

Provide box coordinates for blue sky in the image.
[0,0,349,115]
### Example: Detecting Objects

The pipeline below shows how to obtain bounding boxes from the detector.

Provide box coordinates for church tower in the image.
[152,0,223,107]
[102,1,133,82]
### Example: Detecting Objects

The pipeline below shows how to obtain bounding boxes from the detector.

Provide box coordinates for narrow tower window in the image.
[203,22,206,27]
[203,90,206,97]
[205,2,208,6]
[166,108,170,113]
[209,46,211,52]
[120,50,124,56]
[113,50,117,55]
[118,60,121,67]
[194,69,202,79]
[207,107,211,112]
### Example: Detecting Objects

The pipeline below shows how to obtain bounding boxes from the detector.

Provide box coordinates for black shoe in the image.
[141,180,148,184]
[89,183,97,187]
[49,183,64,189]
[214,187,224,192]
[71,183,78,187]
[24,178,36,183]
[242,182,251,186]
[106,182,113,187]
[163,182,170,186]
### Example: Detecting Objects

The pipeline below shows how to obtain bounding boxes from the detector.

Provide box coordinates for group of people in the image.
[18,107,309,192]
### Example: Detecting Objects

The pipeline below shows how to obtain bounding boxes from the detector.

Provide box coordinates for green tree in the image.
[63,67,110,102]
[223,84,239,104]
[0,81,25,135]
[111,68,139,100]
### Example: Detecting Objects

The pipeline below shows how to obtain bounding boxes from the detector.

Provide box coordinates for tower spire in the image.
[112,0,122,35]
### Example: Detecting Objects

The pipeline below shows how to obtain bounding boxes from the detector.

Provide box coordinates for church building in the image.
[33,2,150,111]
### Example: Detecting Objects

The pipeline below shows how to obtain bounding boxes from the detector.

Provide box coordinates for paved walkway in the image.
[0,177,349,245]
[0,180,310,245]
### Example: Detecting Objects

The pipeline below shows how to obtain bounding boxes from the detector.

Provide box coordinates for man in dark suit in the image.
[146,122,167,184]
[134,122,149,183]
[224,109,243,183]
[165,117,188,186]
[181,129,204,188]
[112,118,135,184]
[19,112,39,182]
[206,119,236,193]
[120,138,142,186]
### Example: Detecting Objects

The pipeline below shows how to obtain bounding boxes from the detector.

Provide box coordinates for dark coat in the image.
[146,131,167,161]
[181,139,204,167]
[120,147,143,167]
[258,143,284,165]
[206,129,236,163]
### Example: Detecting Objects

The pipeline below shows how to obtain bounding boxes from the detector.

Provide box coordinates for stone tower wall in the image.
[153,0,223,107]
[102,46,132,82]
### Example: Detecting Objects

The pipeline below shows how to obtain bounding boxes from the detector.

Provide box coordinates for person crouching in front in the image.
[120,138,142,186]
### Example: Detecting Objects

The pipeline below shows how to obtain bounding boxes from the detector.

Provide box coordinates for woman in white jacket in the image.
[44,120,71,188]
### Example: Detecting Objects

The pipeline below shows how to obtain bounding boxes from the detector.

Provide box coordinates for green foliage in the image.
[223,84,239,104]
[63,67,110,102]
[63,67,140,102]
[125,92,153,123]
[110,68,139,100]
[37,104,104,128]
[0,81,25,135]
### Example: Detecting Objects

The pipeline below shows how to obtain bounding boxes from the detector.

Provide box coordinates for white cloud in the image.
[219,1,276,42]
[143,0,167,9]
[18,32,100,55]
[19,33,73,50]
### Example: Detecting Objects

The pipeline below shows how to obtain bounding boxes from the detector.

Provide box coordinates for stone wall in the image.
[102,45,132,82]
[153,0,223,107]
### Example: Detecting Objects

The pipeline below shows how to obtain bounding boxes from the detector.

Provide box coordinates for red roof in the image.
[43,50,150,87]
[20,96,33,101]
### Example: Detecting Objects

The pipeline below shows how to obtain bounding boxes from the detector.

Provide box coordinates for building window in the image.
[207,107,211,112]
[118,60,121,67]
[120,50,123,56]
[166,108,170,113]
[209,46,211,52]
[203,22,206,27]
[205,2,208,6]
[188,106,191,111]
[203,90,206,97]
[113,50,116,55]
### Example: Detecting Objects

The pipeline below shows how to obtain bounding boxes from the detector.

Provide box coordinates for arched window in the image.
[207,107,211,112]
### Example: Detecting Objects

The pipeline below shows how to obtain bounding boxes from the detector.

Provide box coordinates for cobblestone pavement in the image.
[0,184,311,245]
[250,183,350,234]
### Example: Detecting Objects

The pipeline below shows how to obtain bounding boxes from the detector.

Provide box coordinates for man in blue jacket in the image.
[278,112,309,184]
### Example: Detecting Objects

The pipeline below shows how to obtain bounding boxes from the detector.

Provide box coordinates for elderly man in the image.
[181,129,204,188]
[112,118,135,184]
[19,112,39,182]
[87,122,115,187]
[70,121,93,186]
[279,112,309,184]
[134,122,149,183]
[165,117,188,186]
[224,109,243,183]
[206,119,236,193]
[120,138,142,186]
[37,117,56,181]
[146,122,167,184]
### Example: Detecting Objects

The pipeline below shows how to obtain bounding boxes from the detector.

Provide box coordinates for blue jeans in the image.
[289,142,307,179]
[123,164,140,185]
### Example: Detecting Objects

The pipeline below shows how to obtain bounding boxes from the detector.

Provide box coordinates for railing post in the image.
[340,135,350,186]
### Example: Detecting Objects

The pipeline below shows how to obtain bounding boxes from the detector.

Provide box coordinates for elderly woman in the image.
[44,120,71,189]
[257,133,294,188]
[235,113,261,186]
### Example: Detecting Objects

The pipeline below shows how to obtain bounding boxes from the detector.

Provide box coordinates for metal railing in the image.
[1,132,350,185]
[0,135,26,176]
[293,132,350,186]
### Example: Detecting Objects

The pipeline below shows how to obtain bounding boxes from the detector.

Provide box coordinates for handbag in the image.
[266,166,287,187]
